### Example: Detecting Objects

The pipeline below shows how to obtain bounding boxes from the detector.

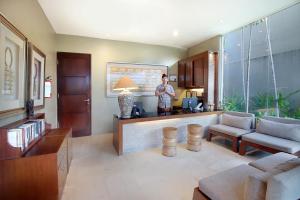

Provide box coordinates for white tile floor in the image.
[61,134,267,200]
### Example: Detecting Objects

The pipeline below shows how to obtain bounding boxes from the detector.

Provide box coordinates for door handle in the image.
[84,99,90,104]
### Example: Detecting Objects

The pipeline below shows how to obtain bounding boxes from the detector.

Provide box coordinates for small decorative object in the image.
[26,99,34,117]
[169,74,177,82]
[0,14,27,115]
[44,76,52,98]
[28,43,46,109]
[114,76,138,118]
[107,62,167,97]
[208,103,215,112]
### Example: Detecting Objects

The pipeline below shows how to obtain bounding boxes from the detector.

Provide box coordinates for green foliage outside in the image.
[223,89,300,119]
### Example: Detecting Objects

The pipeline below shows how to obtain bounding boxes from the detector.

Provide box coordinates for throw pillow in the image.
[221,114,252,130]
[256,119,300,142]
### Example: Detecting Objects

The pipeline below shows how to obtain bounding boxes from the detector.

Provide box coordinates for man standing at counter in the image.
[155,74,176,113]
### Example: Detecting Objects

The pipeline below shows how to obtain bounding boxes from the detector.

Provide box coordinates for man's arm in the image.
[165,86,176,97]
[155,86,164,96]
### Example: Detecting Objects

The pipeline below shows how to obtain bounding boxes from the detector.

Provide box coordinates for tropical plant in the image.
[250,89,300,118]
[223,95,245,112]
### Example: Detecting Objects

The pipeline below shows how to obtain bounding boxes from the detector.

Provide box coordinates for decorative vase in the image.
[118,90,134,118]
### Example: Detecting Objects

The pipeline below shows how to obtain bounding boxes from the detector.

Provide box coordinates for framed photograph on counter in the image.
[0,14,27,116]
[169,74,177,82]
[28,43,46,109]
[106,62,168,97]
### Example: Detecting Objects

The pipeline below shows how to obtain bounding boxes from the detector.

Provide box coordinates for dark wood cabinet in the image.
[178,51,212,89]
[178,51,218,108]
[193,55,208,88]
[178,61,186,87]
[0,116,72,200]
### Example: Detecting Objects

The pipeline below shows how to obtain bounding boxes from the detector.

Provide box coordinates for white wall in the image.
[0,0,57,127]
[56,34,186,134]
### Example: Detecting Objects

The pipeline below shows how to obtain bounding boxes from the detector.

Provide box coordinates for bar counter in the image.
[113,110,222,155]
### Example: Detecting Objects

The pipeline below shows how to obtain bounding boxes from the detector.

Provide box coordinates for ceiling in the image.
[38,0,299,49]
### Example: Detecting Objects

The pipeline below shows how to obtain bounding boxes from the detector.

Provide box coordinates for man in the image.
[155,74,176,113]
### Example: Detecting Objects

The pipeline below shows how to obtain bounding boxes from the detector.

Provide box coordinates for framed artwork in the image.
[28,43,46,109]
[0,14,27,116]
[106,62,168,97]
[169,74,177,82]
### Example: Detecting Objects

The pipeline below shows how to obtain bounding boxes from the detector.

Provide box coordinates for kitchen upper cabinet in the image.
[193,55,208,88]
[185,59,194,88]
[177,51,218,109]
[178,61,186,88]
[178,51,211,89]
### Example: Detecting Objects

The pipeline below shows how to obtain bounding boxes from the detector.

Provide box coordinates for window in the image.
[222,3,300,119]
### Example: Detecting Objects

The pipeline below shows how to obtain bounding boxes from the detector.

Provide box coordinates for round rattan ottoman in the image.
[187,124,203,152]
[162,127,177,157]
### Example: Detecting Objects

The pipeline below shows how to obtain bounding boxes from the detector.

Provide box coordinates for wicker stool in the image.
[187,124,203,152]
[162,127,177,157]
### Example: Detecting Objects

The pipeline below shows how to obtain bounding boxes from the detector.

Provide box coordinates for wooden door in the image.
[178,61,186,87]
[57,52,91,137]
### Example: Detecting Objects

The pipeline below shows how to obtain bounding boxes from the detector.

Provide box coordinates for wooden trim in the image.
[193,187,210,200]
[207,129,241,152]
[113,115,123,155]
[0,108,26,119]
[239,140,281,156]
[213,52,219,110]
[118,111,222,125]
[0,14,26,41]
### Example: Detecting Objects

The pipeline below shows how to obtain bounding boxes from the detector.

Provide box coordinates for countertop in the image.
[114,110,222,124]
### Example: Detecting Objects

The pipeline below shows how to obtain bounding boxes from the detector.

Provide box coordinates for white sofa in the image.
[239,116,300,156]
[193,152,300,200]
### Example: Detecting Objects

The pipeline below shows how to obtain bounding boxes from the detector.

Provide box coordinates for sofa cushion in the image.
[274,158,300,172]
[249,152,297,172]
[244,172,272,200]
[225,111,256,129]
[257,118,300,142]
[222,114,253,130]
[209,124,252,137]
[242,132,300,154]
[199,164,262,200]
[266,166,300,200]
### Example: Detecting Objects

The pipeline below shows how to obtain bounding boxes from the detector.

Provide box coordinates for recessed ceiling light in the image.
[219,19,224,24]
[237,43,241,47]
[173,30,179,37]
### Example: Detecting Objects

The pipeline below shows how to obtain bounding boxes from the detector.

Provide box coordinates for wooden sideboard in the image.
[0,115,72,200]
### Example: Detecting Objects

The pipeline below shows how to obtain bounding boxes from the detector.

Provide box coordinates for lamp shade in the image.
[113,76,138,91]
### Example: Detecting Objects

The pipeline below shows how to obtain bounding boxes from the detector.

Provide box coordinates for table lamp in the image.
[113,76,138,118]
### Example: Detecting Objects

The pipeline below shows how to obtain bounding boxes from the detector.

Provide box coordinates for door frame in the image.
[56,52,92,135]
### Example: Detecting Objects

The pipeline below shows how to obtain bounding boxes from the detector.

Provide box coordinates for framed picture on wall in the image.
[106,62,168,97]
[0,14,27,116]
[28,43,46,109]
[169,74,177,82]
